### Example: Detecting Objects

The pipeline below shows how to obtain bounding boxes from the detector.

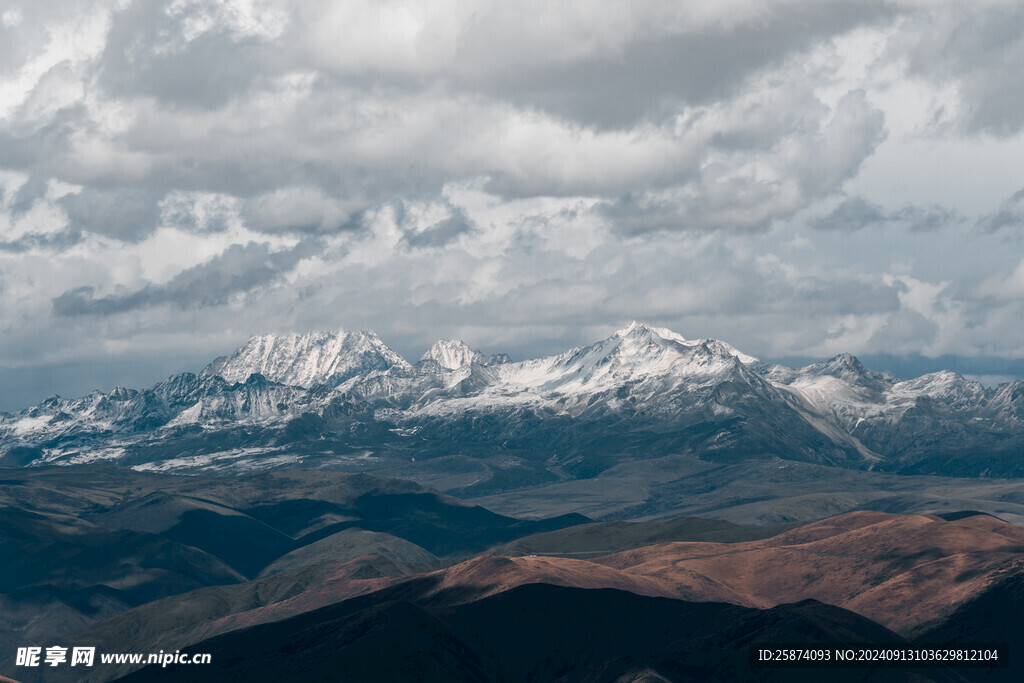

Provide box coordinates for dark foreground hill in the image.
[917,571,1024,682]
[121,582,961,683]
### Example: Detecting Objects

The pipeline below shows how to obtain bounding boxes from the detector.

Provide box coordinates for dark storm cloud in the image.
[52,239,322,316]
[473,0,894,129]
[976,188,1024,234]
[906,3,1024,136]
[810,196,964,232]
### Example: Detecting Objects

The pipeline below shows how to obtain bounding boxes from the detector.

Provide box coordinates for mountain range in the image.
[3,323,1022,487]
[4,324,1024,681]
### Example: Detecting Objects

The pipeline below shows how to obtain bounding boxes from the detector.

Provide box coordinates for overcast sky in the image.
[2,0,1024,409]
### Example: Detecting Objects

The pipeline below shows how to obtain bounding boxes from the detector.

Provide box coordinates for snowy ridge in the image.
[401,323,770,421]
[776,361,989,427]
[492,323,747,395]
[767,356,1012,468]
[209,330,411,387]
[614,321,760,365]
[0,373,308,462]
[3,321,1024,475]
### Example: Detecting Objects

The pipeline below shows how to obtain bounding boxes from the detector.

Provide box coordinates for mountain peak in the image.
[208,329,410,387]
[608,322,759,364]
[822,353,866,375]
[613,321,688,345]
[421,339,487,370]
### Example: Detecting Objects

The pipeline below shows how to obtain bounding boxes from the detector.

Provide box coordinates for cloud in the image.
[976,187,1024,233]
[596,90,886,234]
[59,187,162,241]
[8,175,49,215]
[810,196,964,232]
[892,205,966,232]
[51,239,321,316]
[4,0,1024,406]
[867,307,940,350]
[242,187,363,234]
[97,0,284,109]
[401,204,475,249]
[442,1,895,130]
[159,191,239,233]
[292,1,892,118]
[0,230,82,253]
[0,1,895,242]
[904,3,1024,136]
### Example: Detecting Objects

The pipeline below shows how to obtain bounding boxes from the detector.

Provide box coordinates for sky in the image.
[1,0,1024,410]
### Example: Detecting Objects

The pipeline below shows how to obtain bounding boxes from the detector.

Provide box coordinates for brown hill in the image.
[74,512,1024,678]
[11,510,1018,681]
[595,510,1024,633]
[429,554,677,600]
[492,515,799,557]
[200,554,681,644]
[257,527,438,576]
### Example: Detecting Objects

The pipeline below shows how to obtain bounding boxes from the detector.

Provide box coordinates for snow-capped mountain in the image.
[206,330,410,387]
[412,322,764,417]
[419,339,488,370]
[2,322,1023,480]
